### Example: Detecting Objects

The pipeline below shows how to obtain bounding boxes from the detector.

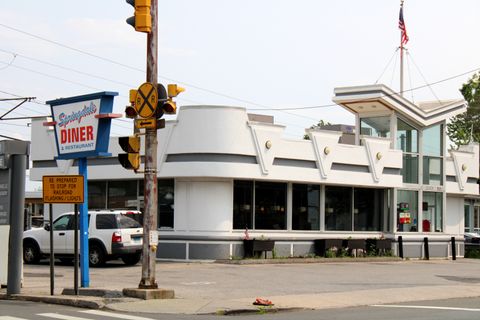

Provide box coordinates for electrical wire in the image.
[0,24,320,123]
[250,66,480,111]
[1,24,477,123]
[0,53,16,71]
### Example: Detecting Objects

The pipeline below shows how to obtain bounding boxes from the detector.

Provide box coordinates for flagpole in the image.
[399,0,405,96]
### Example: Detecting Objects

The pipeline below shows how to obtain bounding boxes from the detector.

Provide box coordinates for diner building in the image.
[29,84,480,260]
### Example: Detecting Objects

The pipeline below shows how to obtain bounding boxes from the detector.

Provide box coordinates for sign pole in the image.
[74,203,79,295]
[78,157,89,287]
[139,0,159,289]
[49,203,54,295]
[42,176,84,296]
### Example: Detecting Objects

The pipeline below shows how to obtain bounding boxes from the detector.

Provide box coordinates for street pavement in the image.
[2,258,480,315]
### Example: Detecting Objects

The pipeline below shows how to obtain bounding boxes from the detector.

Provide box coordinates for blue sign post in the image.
[46,92,119,288]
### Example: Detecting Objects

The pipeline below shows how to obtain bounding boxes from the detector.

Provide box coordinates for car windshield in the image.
[118,215,142,229]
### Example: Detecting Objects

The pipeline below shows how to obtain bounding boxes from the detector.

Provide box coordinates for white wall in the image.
[445,196,464,235]
[175,180,232,232]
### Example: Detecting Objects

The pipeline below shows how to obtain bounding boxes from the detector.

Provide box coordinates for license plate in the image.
[132,237,142,243]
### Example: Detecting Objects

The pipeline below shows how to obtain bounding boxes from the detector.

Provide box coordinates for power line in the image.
[0,24,320,123]
[0,89,133,131]
[0,89,46,105]
[4,24,475,122]
[250,66,480,111]
[0,48,134,88]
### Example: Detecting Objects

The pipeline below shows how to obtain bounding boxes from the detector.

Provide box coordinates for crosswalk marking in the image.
[80,310,156,320]
[3,310,156,320]
[371,304,480,312]
[38,314,91,320]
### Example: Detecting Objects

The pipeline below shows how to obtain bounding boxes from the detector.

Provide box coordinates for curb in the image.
[62,288,123,298]
[215,307,305,316]
[0,293,105,309]
[216,256,403,264]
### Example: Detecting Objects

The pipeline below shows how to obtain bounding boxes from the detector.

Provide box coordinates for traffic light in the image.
[167,84,185,98]
[126,0,152,33]
[154,84,167,119]
[159,84,185,115]
[125,89,138,118]
[118,136,140,170]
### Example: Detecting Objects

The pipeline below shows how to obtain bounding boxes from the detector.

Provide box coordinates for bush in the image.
[465,248,480,259]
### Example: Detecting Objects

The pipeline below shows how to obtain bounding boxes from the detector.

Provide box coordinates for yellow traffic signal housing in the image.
[162,100,177,115]
[129,89,137,105]
[167,84,185,98]
[126,0,152,33]
[118,136,140,170]
[119,136,140,153]
[125,105,138,119]
[118,153,140,170]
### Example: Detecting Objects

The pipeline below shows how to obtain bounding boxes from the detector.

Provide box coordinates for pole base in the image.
[123,288,175,300]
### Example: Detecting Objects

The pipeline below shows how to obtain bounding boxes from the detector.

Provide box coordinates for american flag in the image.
[399,6,409,45]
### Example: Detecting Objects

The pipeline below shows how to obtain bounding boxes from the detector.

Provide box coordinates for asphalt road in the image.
[21,259,480,299]
[3,298,480,320]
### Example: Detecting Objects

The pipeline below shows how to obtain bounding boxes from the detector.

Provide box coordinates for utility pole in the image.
[124,0,183,293]
[140,0,159,289]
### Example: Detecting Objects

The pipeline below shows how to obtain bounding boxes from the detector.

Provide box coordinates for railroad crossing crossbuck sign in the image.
[135,82,158,118]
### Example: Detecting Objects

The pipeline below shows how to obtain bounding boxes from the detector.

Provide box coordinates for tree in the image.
[303,120,331,140]
[447,72,480,148]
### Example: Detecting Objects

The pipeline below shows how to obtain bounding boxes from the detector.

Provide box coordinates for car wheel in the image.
[121,253,141,266]
[89,244,106,267]
[23,240,40,264]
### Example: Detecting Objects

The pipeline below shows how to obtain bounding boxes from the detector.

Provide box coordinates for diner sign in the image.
[47,92,118,160]
[53,99,100,155]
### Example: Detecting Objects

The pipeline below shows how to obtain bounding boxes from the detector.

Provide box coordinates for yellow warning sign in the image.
[43,175,84,204]
[135,118,156,129]
[134,82,158,119]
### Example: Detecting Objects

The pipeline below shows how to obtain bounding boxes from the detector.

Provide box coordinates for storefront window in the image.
[422,192,442,232]
[158,179,175,229]
[360,116,391,138]
[397,119,419,184]
[233,180,253,229]
[292,184,320,230]
[107,180,138,209]
[88,180,106,209]
[422,124,443,156]
[325,186,352,231]
[474,205,480,232]
[465,204,471,233]
[354,188,384,231]
[396,119,418,152]
[402,154,419,184]
[254,182,287,230]
[422,124,443,186]
[397,190,418,232]
[423,156,443,186]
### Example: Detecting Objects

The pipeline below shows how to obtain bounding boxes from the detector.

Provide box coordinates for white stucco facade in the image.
[29,84,480,260]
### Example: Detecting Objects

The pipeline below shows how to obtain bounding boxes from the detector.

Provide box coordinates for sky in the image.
[1,0,479,143]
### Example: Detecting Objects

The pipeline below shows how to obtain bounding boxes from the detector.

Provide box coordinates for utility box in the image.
[0,140,29,290]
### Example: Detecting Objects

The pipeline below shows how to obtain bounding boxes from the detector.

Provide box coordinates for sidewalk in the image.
[2,258,480,315]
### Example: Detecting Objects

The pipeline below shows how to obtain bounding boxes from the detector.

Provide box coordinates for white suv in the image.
[23,210,143,267]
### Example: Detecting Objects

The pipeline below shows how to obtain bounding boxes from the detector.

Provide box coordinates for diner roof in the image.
[332,84,466,127]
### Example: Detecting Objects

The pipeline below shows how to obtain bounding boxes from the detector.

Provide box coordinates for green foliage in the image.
[447,72,480,148]
[303,119,331,140]
[465,248,480,259]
